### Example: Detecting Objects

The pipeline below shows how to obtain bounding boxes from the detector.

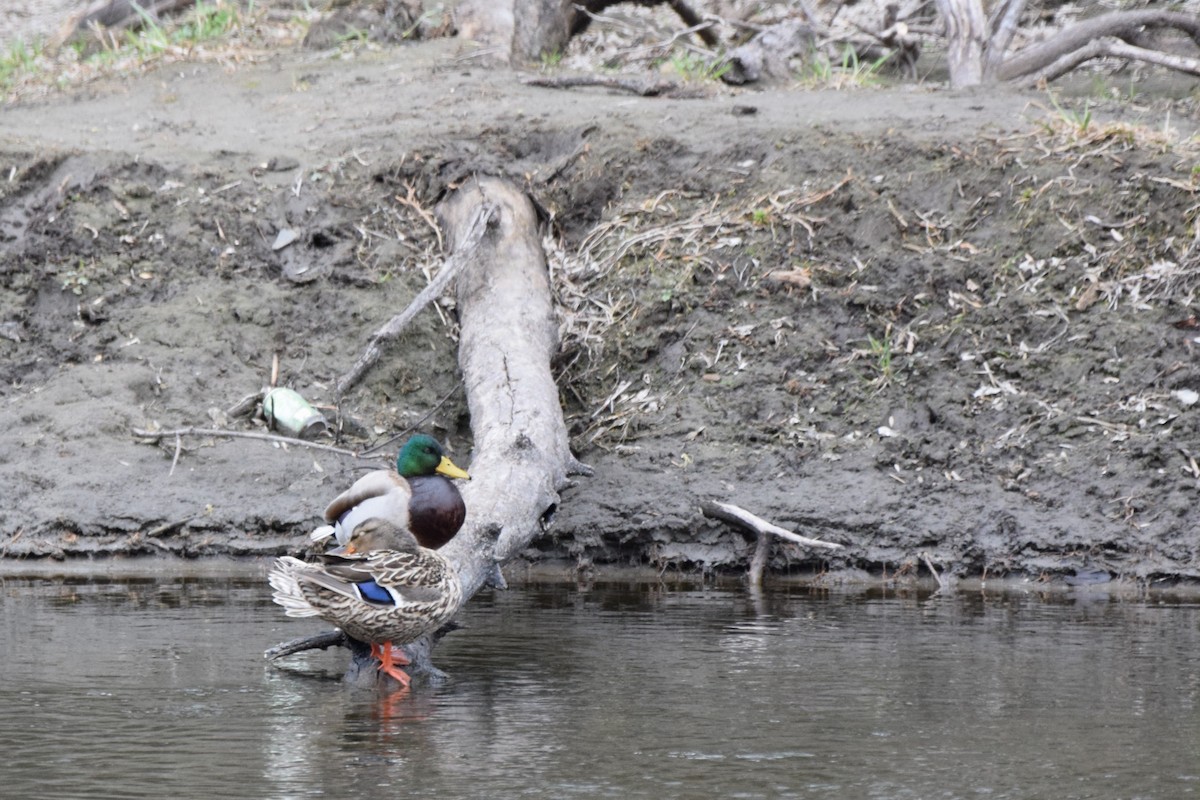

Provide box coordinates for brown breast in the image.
[406,475,466,549]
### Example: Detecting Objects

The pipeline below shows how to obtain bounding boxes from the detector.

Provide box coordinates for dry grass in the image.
[1,2,313,103]
[549,176,850,447]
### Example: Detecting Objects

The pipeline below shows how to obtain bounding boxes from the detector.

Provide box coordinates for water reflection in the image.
[0,572,1198,799]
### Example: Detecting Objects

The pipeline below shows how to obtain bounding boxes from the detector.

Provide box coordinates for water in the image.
[1,568,1197,800]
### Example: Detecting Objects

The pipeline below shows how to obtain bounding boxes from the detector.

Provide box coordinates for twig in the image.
[921,551,947,590]
[701,501,843,586]
[145,518,191,537]
[131,426,369,458]
[666,0,720,47]
[168,432,182,476]
[334,202,498,396]
[360,381,464,456]
[395,184,444,251]
[701,501,843,550]
[522,74,682,97]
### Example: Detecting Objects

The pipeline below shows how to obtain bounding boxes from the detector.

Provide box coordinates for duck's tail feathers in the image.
[268,556,322,618]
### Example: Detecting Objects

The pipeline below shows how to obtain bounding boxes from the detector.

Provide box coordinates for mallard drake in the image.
[313,433,469,549]
[270,517,464,686]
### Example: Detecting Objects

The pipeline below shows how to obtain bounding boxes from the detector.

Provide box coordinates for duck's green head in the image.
[396,434,470,481]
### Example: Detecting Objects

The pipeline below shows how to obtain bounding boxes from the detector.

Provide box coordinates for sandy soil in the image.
[1,10,1198,587]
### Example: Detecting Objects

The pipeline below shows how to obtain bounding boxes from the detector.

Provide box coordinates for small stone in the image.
[272,228,298,251]
[1172,388,1199,407]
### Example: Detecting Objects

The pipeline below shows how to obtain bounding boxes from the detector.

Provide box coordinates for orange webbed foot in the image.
[370,641,412,687]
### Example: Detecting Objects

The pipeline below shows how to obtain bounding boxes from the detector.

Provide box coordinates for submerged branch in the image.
[702,500,843,587]
[702,501,843,551]
[264,629,348,661]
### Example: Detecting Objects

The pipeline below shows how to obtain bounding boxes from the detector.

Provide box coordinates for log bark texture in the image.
[438,176,589,589]
[936,0,988,88]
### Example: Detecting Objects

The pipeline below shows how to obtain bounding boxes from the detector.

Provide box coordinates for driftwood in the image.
[389,176,592,684]
[438,176,592,571]
[701,501,843,587]
[269,176,589,687]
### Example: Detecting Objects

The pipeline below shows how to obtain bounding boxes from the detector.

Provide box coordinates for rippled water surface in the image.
[1,568,1197,799]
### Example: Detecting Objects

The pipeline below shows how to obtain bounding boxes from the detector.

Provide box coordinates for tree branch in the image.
[998,10,1200,82]
[702,501,843,550]
[131,426,368,459]
[334,203,497,397]
[701,500,843,586]
[265,629,349,661]
[1018,37,1200,87]
[984,0,1027,79]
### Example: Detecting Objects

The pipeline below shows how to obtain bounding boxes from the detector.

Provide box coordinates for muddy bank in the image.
[0,40,1198,585]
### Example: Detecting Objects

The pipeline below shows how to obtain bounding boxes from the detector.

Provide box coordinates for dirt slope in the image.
[1,35,1198,586]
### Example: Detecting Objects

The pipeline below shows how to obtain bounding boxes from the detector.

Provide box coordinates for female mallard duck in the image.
[313,433,470,550]
[270,517,463,686]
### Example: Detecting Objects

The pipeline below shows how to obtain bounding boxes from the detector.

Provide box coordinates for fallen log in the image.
[438,176,592,572]
[268,175,589,687]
